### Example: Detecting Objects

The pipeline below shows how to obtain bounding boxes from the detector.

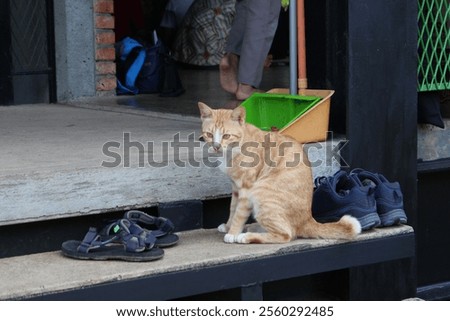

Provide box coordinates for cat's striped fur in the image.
[198,102,361,244]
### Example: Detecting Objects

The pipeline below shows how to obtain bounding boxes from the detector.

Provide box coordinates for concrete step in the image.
[0,225,414,300]
[418,118,450,162]
[0,104,342,227]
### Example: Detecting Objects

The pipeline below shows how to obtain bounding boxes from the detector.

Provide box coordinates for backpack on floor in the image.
[116,35,184,97]
[116,37,146,95]
[135,40,163,94]
[137,41,185,97]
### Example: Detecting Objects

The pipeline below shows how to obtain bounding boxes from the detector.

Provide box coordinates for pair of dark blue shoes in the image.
[312,169,407,231]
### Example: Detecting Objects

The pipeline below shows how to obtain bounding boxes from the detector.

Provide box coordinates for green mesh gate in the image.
[418,0,450,92]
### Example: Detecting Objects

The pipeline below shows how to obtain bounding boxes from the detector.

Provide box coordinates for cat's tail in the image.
[299,215,362,240]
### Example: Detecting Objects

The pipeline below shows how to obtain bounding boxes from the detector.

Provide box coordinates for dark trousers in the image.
[225,0,281,88]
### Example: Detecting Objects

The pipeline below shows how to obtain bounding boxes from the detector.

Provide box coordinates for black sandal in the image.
[124,210,179,248]
[61,219,164,262]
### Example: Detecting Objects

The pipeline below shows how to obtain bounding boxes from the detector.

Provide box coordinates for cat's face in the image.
[198,102,245,153]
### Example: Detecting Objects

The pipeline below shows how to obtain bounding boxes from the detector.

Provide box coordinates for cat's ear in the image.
[231,107,246,126]
[198,102,213,119]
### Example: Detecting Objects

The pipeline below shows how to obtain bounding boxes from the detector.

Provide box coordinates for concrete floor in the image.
[0,225,414,300]
[0,65,342,226]
[72,63,291,117]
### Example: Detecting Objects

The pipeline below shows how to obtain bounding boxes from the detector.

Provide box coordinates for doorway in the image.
[0,0,56,105]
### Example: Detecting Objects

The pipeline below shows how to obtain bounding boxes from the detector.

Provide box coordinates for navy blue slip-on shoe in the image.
[350,169,407,227]
[312,170,380,230]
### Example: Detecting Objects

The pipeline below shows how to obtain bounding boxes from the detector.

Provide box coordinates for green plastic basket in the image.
[241,93,321,131]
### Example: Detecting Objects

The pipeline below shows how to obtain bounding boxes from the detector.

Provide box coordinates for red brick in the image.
[95,0,114,13]
[96,76,117,91]
[96,47,115,61]
[95,14,114,29]
[96,61,116,75]
[96,31,115,44]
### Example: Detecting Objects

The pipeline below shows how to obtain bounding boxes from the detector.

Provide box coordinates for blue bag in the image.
[135,41,162,94]
[116,35,184,97]
[116,37,146,95]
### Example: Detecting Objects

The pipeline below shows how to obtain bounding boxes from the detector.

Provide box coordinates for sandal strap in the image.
[121,231,145,252]
[100,219,155,251]
[156,217,175,234]
[124,210,175,236]
[126,220,157,250]
[77,227,119,254]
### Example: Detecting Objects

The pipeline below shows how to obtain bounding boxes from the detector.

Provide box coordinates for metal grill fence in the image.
[418,0,450,91]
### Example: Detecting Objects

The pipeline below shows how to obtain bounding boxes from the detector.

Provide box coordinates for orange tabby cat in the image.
[198,102,361,244]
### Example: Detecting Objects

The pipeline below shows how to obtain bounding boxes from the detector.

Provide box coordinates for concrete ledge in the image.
[418,119,450,162]
[0,225,414,300]
[0,104,341,226]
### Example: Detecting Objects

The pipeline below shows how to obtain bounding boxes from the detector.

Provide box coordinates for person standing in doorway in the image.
[220,0,281,100]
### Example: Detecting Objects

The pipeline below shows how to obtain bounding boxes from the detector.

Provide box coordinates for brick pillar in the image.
[94,0,116,96]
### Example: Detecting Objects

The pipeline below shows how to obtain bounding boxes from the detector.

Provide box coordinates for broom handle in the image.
[289,0,298,94]
[297,0,308,91]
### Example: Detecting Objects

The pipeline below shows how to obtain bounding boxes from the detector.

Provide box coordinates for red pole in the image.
[297,0,308,91]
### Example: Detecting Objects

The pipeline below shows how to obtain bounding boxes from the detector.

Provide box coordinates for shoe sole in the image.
[61,240,165,262]
[358,212,381,230]
[379,209,407,227]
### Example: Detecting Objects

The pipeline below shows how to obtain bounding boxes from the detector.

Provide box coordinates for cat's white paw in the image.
[236,233,249,244]
[224,234,237,243]
[224,233,249,244]
[218,223,229,233]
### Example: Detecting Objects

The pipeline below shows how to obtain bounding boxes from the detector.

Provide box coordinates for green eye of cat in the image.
[204,132,213,138]
[222,134,231,139]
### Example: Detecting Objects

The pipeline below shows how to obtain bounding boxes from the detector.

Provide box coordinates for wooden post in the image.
[344,0,418,299]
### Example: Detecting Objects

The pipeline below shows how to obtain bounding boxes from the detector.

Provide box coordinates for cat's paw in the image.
[224,233,237,243]
[218,223,229,233]
[236,233,249,244]
[224,233,249,244]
